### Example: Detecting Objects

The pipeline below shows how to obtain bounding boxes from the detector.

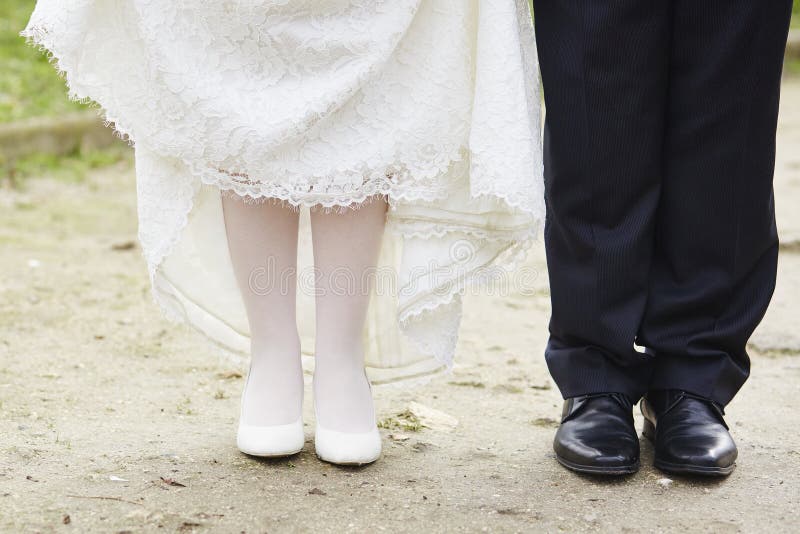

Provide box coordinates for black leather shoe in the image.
[553,393,640,475]
[641,390,737,477]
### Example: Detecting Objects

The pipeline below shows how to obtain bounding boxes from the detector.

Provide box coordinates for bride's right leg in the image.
[221,193,303,427]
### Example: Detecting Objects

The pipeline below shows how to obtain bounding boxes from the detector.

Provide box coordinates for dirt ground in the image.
[1,80,799,534]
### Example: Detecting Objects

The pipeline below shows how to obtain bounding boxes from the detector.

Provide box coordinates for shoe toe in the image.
[554,424,640,474]
[237,419,305,457]
[660,429,737,471]
[314,425,382,466]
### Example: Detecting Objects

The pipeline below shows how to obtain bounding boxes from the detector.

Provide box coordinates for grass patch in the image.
[0,1,87,123]
[1,144,131,187]
[378,410,424,432]
[794,0,800,28]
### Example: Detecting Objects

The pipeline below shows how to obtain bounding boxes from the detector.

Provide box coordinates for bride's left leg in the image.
[309,197,388,434]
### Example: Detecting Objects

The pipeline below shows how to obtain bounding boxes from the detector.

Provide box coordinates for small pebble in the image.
[657,478,673,489]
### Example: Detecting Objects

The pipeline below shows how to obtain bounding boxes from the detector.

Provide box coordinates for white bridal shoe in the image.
[236,363,305,458]
[237,418,304,457]
[314,422,382,466]
[313,373,382,466]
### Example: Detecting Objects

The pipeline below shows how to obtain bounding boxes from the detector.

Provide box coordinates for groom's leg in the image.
[638,0,792,407]
[533,0,670,401]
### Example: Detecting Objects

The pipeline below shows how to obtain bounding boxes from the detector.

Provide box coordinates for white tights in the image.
[221,194,387,432]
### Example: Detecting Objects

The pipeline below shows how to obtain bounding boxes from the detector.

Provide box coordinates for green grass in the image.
[776,3,798,75]
[1,1,126,185]
[2,144,131,187]
[0,1,86,123]
[792,0,800,27]
[378,410,424,433]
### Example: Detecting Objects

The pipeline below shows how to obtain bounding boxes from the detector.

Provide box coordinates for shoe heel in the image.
[642,418,656,442]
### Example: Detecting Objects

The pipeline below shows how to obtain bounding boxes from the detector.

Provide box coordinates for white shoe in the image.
[314,424,382,466]
[313,373,382,466]
[237,419,304,457]
[236,362,305,458]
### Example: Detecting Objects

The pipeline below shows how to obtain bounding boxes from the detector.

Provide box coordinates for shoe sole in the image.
[315,453,379,467]
[653,459,735,477]
[555,455,640,476]
[642,420,736,477]
[239,447,304,458]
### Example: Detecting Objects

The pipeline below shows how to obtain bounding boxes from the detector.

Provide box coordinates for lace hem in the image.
[196,152,468,211]
[397,234,534,325]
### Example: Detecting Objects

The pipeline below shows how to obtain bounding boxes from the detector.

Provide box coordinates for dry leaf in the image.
[160,476,186,487]
[111,241,137,251]
[216,370,243,380]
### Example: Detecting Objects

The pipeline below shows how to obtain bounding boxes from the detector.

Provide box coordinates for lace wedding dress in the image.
[23,0,544,384]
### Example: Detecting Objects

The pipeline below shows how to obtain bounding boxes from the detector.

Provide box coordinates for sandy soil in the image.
[1,81,799,533]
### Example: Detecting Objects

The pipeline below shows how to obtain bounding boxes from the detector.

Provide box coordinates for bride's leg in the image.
[222,194,303,427]
[310,197,388,433]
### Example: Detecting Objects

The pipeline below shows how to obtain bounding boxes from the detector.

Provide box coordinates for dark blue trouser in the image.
[532,0,793,406]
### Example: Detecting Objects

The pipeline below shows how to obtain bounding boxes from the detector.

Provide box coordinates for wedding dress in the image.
[23,0,544,385]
